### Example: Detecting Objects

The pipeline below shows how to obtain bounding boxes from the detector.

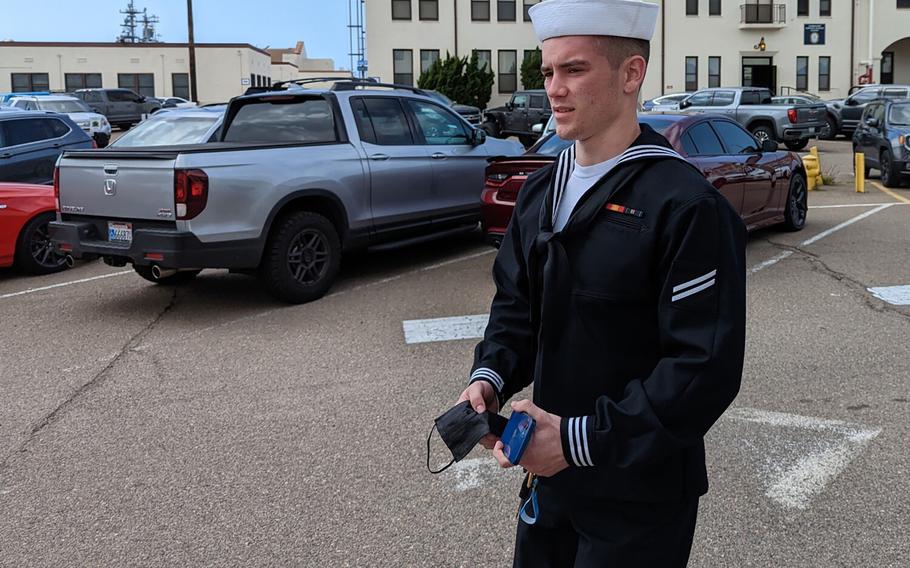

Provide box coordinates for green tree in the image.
[416,52,494,110]
[521,48,544,90]
[463,52,495,110]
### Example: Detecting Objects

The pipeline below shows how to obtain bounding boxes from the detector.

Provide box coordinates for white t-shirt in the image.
[553,155,622,231]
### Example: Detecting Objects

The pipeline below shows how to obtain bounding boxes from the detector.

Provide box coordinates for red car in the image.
[0,182,68,274]
[482,113,808,246]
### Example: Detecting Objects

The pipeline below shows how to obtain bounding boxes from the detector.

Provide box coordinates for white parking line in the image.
[726,407,881,510]
[0,270,133,301]
[867,285,910,305]
[403,314,489,344]
[810,202,907,209]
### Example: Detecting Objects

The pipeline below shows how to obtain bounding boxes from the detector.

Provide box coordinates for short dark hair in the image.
[596,36,650,69]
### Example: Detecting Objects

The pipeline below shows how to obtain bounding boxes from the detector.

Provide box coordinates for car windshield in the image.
[890,104,910,126]
[427,91,453,106]
[531,116,675,156]
[112,115,219,147]
[38,100,92,113]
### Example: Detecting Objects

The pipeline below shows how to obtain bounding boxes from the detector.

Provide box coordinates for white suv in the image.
[9,95,112,147]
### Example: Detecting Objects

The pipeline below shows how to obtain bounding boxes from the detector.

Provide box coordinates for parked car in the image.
[8,95,112,147]
[159,96,197,110]
[71,88,161,129]
[828,84,910,137]
[771,93,841,141]
[0,182,69,274]
[111,105,225,147]
[643,92,691,112]
[424,90,482,125]
[481,113,807,246]
[0,110,94,184]
[49,81,524,303]
[852,99,910,187]
[0,91,50,104]
[481,89,552,147]
[678,87,826,151]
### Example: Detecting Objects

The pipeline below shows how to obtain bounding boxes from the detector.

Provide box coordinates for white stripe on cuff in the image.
[673,269,717,293]
[672,278,715,302]
[470,367,504,391]
[568,416,594,467]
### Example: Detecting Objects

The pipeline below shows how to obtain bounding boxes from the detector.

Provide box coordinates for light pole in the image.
[187,0,198,102]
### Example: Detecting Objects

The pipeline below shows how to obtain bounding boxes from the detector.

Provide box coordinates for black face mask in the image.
[426,401,508,474]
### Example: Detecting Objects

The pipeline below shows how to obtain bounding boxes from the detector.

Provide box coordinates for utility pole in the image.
[187,0,198,102]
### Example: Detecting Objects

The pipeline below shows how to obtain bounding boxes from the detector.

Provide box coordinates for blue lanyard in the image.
[519,476,539,525]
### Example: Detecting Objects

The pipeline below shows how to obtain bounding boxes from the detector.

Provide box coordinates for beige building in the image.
[366,0,910,107]
[0,40,351,104]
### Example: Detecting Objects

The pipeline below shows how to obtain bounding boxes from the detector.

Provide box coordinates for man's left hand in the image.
[492,399,569,477]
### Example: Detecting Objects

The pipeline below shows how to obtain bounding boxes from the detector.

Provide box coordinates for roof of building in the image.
[0,41,271,57]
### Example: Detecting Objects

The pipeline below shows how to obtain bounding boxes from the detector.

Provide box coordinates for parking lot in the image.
[0,138,909,566]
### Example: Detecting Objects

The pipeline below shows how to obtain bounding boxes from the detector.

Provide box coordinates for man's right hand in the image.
[457,380,501,450]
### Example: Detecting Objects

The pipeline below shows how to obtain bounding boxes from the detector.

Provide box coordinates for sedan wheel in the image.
[783,173,808,232]
[15,212,68,275]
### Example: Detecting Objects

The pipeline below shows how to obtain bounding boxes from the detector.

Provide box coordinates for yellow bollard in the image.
[855,153,865,193]
[802,154,820,191]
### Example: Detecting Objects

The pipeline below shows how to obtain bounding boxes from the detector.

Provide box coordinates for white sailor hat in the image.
[529,0,660,42]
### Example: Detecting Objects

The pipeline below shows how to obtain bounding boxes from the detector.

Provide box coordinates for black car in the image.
[481,89,552,147]
[831,85,910,136]
[853,99,910,187]
[424,90,482,125]
[0,110,94,184]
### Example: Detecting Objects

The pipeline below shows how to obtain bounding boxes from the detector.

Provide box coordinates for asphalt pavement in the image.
[0,139,908,566]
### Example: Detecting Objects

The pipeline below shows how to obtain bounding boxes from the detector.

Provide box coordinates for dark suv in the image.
[0,111,93,184]
[72,88,161,129]
[480,89,551,147]
[853,98,910,187]
[832,84,910,136]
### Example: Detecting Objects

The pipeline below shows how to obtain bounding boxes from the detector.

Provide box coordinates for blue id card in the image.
[501,412,535,465]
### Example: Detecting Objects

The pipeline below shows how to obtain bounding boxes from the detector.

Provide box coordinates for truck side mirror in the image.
[472,128,487,146]
[505,102,513,111]
[679,100,691,109]
[844,98,857,106]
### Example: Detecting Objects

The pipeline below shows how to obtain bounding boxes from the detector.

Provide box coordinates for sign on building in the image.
[804,24,826,45]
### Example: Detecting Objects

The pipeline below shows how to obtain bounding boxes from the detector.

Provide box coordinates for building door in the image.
[742,57,776,94]
[881,52,894,84]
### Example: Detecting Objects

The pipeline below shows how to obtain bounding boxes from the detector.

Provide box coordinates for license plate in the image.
[108,221,132,244]
[808,127,816,134]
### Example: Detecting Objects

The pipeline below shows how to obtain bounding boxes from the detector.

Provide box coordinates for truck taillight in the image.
[174,169,208,220]
[787,109,798,124]
[53,166,60,212]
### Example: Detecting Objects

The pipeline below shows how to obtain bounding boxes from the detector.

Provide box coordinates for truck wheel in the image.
[818,115,837,140]
[134,266,201,285]
[480,122,500,138]
[782,173,808,232]
[15,212,69,275]
[880,149,901,188]
[261,211,341,304]
[750,125,775,145]
[785,139,809,151]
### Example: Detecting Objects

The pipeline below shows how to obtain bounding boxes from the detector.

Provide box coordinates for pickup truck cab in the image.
[49,80,523,303]
[480,89,552,147]
[678,87,825,151]
[72,88,161,129]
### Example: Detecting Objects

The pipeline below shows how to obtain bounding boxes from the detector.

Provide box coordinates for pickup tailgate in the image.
[57,149,178,222]
[792,103,827,127]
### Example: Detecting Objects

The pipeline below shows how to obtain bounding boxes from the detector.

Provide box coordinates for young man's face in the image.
[540,35,632,142]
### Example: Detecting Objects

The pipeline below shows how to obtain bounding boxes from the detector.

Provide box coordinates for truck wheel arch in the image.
[260,190,350,254]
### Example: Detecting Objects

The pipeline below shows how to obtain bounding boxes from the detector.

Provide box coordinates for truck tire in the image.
[785,139,809,151]
[134,266,201,285]
[480,122,500,138]
[818,115,837,140]
[15,212,69,275]
[750,125,775,145]
[260,211,341,304]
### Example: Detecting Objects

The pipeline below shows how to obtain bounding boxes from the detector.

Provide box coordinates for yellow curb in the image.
[869,180,910,205]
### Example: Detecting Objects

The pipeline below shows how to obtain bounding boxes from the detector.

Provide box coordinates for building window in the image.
[818,56,831,91]
[393,49,414,86]
[686,0,698,16]
[820,0,831,16]
[709,0,721,16]
[797,0,809,16]
[472,0,490,20]
[685,57,698,91]
[11,73,49,92]
[118,73,155,97]
[498,0,516,21]
[420,49,440,74]
[523,0,539,21]
[172,73,190,98]
[796,56,809,91]
[419,0,438,20]
[498,50,517,93]
[64,73,102,91]
[708,57,721,88]
[392,0,411,20]
[474,49,492,72]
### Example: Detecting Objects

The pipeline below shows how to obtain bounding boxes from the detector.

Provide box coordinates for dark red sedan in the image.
[482,113,808,246]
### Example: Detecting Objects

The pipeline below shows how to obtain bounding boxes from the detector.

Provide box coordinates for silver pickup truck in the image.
[677,87,826,151]
[49,81,523,303]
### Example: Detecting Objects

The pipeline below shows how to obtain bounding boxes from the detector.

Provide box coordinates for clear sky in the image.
[0,0,354,70]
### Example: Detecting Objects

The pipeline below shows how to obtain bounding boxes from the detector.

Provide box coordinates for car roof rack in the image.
[266,77,430,97]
